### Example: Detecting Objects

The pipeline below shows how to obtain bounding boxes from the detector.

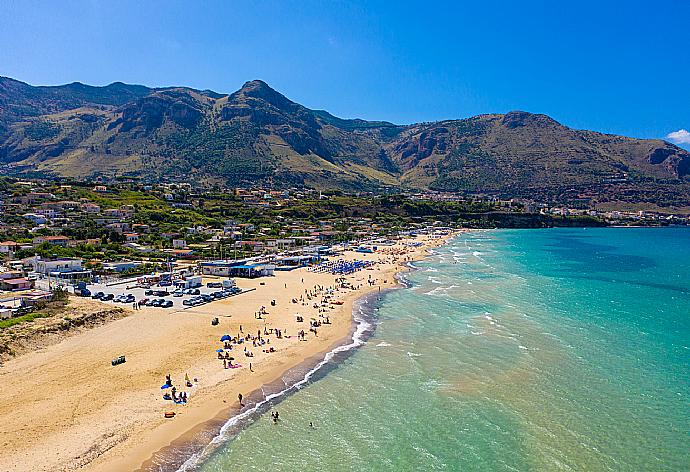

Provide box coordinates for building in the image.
[102,261,143,273]
[82,203,101,213]
[172,239,187,249]
[23,213,48,225]
[33,235,70,247]
[0,277,34,291]
[200,259,275,278]
[25,256,92,282]
[0,241,20,254]
[266,238,296,250]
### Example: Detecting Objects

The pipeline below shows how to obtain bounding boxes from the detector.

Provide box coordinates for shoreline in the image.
[0,232,457,472]
[135,234,454,472]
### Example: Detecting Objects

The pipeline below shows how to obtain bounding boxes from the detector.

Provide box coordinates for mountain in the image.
[1,76,689,210]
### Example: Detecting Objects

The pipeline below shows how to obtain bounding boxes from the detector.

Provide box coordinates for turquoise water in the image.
[193,228,689,471]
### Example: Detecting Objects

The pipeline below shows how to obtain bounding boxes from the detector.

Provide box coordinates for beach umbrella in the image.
[216,348,224,352]
[220,334,231,342]
[161,384,170,389]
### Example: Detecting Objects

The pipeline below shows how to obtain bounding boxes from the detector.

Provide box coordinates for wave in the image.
[175,295,380,471]
[424,284,459,297]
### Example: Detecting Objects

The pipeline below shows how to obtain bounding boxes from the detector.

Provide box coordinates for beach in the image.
[0,233,453,472]
[192,227,690,472]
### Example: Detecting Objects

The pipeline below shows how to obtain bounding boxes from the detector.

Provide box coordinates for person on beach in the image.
[238,393,244,407]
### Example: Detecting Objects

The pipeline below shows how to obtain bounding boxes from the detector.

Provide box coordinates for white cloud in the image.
[666,129,690,144]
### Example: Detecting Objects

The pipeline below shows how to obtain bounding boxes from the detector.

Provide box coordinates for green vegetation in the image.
[0,312,52,329]
[2,76,689,211]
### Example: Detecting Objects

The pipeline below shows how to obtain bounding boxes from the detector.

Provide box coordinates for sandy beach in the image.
[0,233,454,472]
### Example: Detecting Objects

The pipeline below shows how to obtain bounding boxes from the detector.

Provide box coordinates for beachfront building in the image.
[266,238,296,250]
[200,259,275,278]
[102,261,143,273]
[24,256,92,283]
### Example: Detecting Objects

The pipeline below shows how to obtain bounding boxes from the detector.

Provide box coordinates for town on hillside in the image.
[0,177,686,321]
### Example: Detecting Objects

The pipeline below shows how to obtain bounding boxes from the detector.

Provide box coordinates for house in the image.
[0,277,34,291]
[25,256,91,282]
[23,213,48,225]
[93,185,107,192]
[125,233,140,242]
[123,242,153,253]
[0,241,20,254]
[172,239,187,249]
[22,192,54,203]
[311,231,337,241]
[82,203,101,213]
[105,222,130,233]
[103,206,134,219]
[35,208,58,219]
[167,248,194,258]
[102,261,143,273]
[26,256,83,274]
[266,238,296,250]
[33,235,70,247]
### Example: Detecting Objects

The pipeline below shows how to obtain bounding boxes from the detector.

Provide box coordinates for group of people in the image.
[161,373,193,404]
[310,259,374,275]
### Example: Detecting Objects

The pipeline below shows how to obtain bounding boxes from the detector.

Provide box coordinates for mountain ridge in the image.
[1,76,688,210]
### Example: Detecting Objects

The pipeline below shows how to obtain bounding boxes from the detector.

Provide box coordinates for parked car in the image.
[145,289,154,296]
[160,300,173,308]
[150,299,162,307]
[172,290,184,297]
[102,293,114,301]
[207,282,222,288]
[159,280,172,287]
[91,291,105,300]
[124,294,135,303]
[183,288,200,295]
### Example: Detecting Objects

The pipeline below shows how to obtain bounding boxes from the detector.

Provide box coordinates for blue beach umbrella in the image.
[220,335,231,342]
[216,348,224,352]
[161,384,170,389]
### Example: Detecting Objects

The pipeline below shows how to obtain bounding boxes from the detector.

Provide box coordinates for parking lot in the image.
[77,278,247,310]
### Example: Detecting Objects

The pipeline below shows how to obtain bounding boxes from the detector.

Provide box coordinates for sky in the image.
[1,0,689,148]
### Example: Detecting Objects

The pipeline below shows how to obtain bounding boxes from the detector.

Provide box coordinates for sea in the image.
[181,227,689,471]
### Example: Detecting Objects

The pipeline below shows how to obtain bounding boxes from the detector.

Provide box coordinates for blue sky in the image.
[1,0,688,147]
